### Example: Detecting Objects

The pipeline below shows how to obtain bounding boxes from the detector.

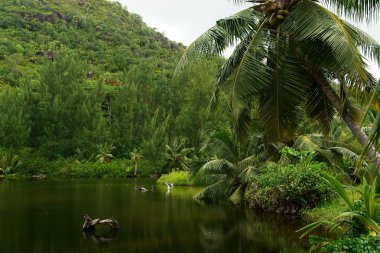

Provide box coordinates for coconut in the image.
[278,10,289,15]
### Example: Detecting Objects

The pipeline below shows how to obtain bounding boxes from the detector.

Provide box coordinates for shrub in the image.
[298,174,380,240]
[16,156,58,175]
[14,155,155,178]
[309,235,380,253]
[157,170,192,186]
[58,159,154,178]
[245,162,334,214]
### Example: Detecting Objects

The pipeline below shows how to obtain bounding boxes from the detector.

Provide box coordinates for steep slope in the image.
[0,0,228,163]
[0,0,183,87]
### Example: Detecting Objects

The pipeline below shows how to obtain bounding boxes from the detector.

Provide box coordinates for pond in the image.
[0,179,307,253]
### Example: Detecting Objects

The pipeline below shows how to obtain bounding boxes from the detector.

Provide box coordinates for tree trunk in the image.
[134,162,138,176]
[313,71,380,169]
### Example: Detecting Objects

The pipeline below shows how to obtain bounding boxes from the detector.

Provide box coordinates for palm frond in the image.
[296,220,335,239]
[258,32,308,141]
[294,135,320,151]
[194,180,232,202]
[175,7,260,75]
[196,159,237,178]
[342,21,380,67]
[239,165,256,183]
[206,130,240,163]
[305,83,335,135]
[284,0,373,86]
[323,172,354,210]
[229,183,246,204]
[330,146,365,165]
[321,0,380,22]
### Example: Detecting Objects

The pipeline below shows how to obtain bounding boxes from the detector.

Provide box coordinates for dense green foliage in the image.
[309,235,380,253]
[245,162,334,214]
[156,171,192,186]
[11,157,153,178]
[0,0,229,171]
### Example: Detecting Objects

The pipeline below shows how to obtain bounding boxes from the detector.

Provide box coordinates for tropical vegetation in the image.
[1,0,380,251]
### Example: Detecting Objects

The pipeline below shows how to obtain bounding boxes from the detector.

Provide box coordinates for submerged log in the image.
[82,214,119,232]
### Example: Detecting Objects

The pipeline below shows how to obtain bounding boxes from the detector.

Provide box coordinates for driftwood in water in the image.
[82,214,119,232]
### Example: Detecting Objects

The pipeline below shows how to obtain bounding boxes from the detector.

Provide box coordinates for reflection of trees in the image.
[198,209,307,253]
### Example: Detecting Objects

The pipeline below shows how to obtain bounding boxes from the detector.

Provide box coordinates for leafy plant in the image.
[193,130,257,204]
[163,138,194,172]
[297,173,380,239]
[245,161,333,214]
[309,235,380,253]
[0,153,22,174]
[95,143,115,163]
[157,171,192,186]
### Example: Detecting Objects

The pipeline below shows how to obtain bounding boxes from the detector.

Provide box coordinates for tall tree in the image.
[176,0,380,168]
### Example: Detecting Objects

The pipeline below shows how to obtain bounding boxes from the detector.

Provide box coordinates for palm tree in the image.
[130,148,143,176]
[95,143,115,163]
[163,138,194,172]
[194,130,257,204]
[176,0,380,170]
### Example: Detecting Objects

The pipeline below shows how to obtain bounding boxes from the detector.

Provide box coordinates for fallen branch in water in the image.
[82,214,119,232]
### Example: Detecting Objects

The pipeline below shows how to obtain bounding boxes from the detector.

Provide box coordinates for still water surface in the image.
[0,179,307,253]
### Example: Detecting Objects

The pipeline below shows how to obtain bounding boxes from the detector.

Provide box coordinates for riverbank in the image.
[1,158,156,179]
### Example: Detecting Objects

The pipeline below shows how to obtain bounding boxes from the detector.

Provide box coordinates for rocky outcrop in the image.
[37,13,57,23]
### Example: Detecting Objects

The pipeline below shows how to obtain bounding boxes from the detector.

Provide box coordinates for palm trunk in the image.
[313,71,380,169]
[134,162,138,176]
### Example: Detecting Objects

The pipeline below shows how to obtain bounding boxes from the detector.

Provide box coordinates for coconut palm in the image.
[176,0,380,170]
[130,148,143,176]
[194,130,258,204]
[294,133,365,168]
[163,138,194,172]
[95,143,115,163]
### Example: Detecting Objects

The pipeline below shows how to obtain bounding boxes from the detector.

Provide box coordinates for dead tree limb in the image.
[82,214,119,232]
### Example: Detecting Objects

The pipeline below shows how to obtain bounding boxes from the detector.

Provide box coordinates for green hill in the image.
[0,0,227,166]
[0,0,183,87]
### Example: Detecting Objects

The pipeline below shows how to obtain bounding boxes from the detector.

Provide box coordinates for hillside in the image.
[0,0,184,87]
[0,0,228,164]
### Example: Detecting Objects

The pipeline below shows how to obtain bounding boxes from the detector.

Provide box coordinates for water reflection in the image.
[83,230,118,243]
[0,179,307,253]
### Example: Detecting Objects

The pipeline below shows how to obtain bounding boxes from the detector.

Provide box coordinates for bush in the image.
[16,156,58,175]
[58,159,155,178]
[14,155,156,178]
[157,170,192,186]
[310,235,380,253]
[245,162,334,214]
[59,160,128,178]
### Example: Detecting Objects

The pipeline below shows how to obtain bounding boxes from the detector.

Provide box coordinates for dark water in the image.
[0,179,307,253]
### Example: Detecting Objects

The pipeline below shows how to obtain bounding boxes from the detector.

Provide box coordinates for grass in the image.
[302,185,362,222]
[157,170,193,186]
